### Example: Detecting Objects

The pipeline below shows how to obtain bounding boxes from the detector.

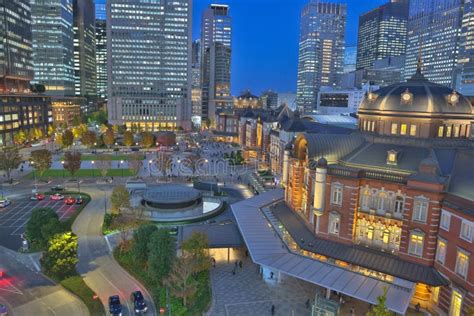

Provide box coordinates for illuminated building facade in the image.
[95,0,107,100]
[31,0,75,96]
[233,91,260,109]
[296,1,346,112]
[456,0,474,96]
[356,0,409,70]
[107,0,192,131]
[51,97,82,126]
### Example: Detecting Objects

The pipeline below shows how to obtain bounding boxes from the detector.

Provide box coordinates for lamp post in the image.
[91,160,95,178]
[120,160,124,177]
[177,159,180,177]
[148,160,152,177]
[61,160,65,178]
[30,161,37,192]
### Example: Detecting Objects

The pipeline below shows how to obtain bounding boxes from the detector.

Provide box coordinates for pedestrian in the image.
[239,260,243,268]
[349,306,355,316]
[245,250,249,257]
[271,304,275,315]
[339,295,344,304]
[305,299,310,309]
[232,268,236,275]
[270,272,274,279]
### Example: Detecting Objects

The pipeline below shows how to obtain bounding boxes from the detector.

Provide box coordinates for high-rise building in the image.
[96,0,107,100]
[107,0,192,131]
[191,40,202,118]
[356,0,409,70]
[200,4,232,125]
[31,0,75,96]
[0,0,52,145]
[404,0,463,86]
[344,46,357,73]
[73,0,96,98]
[296,0,346,112]
[456,0,474,96]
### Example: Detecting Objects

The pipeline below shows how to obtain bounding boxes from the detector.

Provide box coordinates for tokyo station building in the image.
[243,66,474,315]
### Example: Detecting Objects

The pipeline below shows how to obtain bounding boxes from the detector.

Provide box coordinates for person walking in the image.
[271,304,275,315]
[239,260,243,268]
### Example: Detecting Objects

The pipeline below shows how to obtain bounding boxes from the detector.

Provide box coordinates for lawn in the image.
[58,154,144,161]
[113,245,211,316]
[26,168,136,178]
[61,276,105,315]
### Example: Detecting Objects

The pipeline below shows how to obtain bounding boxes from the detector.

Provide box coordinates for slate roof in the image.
[303,133,366,164]
[447,149,474,201]
[271,202,448,287]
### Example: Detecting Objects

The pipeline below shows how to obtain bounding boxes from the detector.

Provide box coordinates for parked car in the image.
[0,303,8,316]
[131,291,148,314]
[50,185,64,192]
[64,196,75,205]
[50,194,64,201]
[0,200,11,208]
[30,193,45,201]
[108,295,122,316]
[75,196,84,205]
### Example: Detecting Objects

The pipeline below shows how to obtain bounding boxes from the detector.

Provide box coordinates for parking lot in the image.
[0,197,79,250]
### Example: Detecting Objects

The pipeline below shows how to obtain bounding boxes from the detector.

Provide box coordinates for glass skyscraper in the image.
[404,0,463,87]
[200,4,232,124]
[356,0,409,70]
[31,0,75,96]
[456,0,474,96]
[296,0,346,112]
[95,0,107,100]
[107,0,192,131]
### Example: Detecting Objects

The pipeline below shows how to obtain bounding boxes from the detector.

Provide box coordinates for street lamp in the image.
[30,161,37,192]
[120,160,124,177]
[177,159,180,177]
[148,160,152,177]
[91,160,95,178]
[61,160,65,178]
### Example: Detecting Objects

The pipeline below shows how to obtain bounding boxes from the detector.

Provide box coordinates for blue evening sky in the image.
[192,0,388,95]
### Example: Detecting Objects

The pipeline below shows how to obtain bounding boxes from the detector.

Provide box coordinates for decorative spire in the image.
[409,40,427,81]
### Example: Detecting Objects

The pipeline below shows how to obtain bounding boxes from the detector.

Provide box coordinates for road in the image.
[0,246,88,316]
[72,188,157,316]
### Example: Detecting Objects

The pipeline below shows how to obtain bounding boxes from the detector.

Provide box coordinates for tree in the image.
[72,116,81,127]
[55,133,63,147]
[14,130,28,144]
[164,255,198,307]
[87,110,107,125]
[41,232,78,279]
[30,149,52,177]
[112,124,121,134]
[132,224,158,265]
[72,124,87,139]
[103,128,115,148]
[110,185,130,214]
[61,129,74,148]
[63,151,82,178]
[96,154,111,177]
[47,125,56,137]
[148,229,176,285]
[367,288,393,316]
[25,208,62,247]
[123,130,134,147]
[0,146,21,182]
[181,232,210,274]
[140,132,155,148]
[128,153,143,175]
[81,130,97,148]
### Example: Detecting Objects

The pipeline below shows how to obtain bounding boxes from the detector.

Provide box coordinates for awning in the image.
[231,190,415,315]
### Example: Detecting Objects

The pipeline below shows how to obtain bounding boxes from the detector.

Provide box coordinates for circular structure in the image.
[140,184,223,223]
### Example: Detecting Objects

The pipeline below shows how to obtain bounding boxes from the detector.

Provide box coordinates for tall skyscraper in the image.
[356,0,409,70]
[200,4,232,124]
[31,0,75,96]
[296,0,346,112]
[96,0,107,100]
[456,0,474,96]
[107,0,192,131]
[404,0,463,86]
[344,46,357,73]
[73,0,96,98]
[191,40,202,118]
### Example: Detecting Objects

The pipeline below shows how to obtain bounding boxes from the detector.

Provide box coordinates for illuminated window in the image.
[400,124,407,135]
[329,212,340,235]
[409,230,424,257]
[391,123,398,135]
[436,239,447,264]
[450,290,463,316]
[455,250,469,279]
[446,125,452,137]
[410,124,417,136]
[413,197,428,223]
[438,126,444,137]
[382,230,390,244]
[454,125,460,138]
[432,287,440,304]
[387,150,398,165]
[367,226,374,240]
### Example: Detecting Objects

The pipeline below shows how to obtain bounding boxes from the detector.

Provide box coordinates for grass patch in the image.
[58,154,145,161]
[61,276,105,316]
[114,245,211,316]
[26,168,136,179]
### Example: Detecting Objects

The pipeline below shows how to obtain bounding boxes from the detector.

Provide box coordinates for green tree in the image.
[47,125,56,137]
[367,288,393,316]
[81,130,97,148]
[148,229,176,285]
[181,232,210,274]
[140,131,155,148]
[102,128,115,148]
[30,149,52,177]
[14,130,28,144]
[25,208,62,247]
[63,151,82,178]
[61,129,74,148]
[123,130,134,147]
[0,146,21,182]
[132,224,158,265]
[110,185,130,214]
[164,255,198,307]
[87,110,107,125]
[41,232,78,279]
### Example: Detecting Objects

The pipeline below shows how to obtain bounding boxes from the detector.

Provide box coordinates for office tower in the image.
[296,0,347,112]
[456,0,474,96]
[200,4,232,125]
[191,40,202,118]
[356,0,409,70]
[344,46,357,73]
[73,0,96,98]
[404,0,463,86]
[96,0,107,100]
[260,90,279,109]
[0,0,51,145]
[31,0,75,96]
[107,0,192,131]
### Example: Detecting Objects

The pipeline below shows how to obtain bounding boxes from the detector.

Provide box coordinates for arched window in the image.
[394,196,404,214]
[378,191,388,211]
[382,230,390,244]
[360,188,370,210]
[367,226,374,240]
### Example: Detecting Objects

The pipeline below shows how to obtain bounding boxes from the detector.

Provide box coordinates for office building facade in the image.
[456,0,474,96]
[96,18,107,100]
[296,1,346,112]
[356,0,409,70]
[107,0,192,131]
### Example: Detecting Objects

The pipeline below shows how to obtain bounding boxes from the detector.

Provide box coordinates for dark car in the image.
[108,295,122,316]
[75,196,84,205]
[50,185,64,192]
[131,291,148,314]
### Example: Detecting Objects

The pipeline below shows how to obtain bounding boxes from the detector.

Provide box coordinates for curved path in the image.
[72,188,157,316]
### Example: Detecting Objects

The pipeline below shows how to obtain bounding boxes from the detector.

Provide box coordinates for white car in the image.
[0,199,11,208]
